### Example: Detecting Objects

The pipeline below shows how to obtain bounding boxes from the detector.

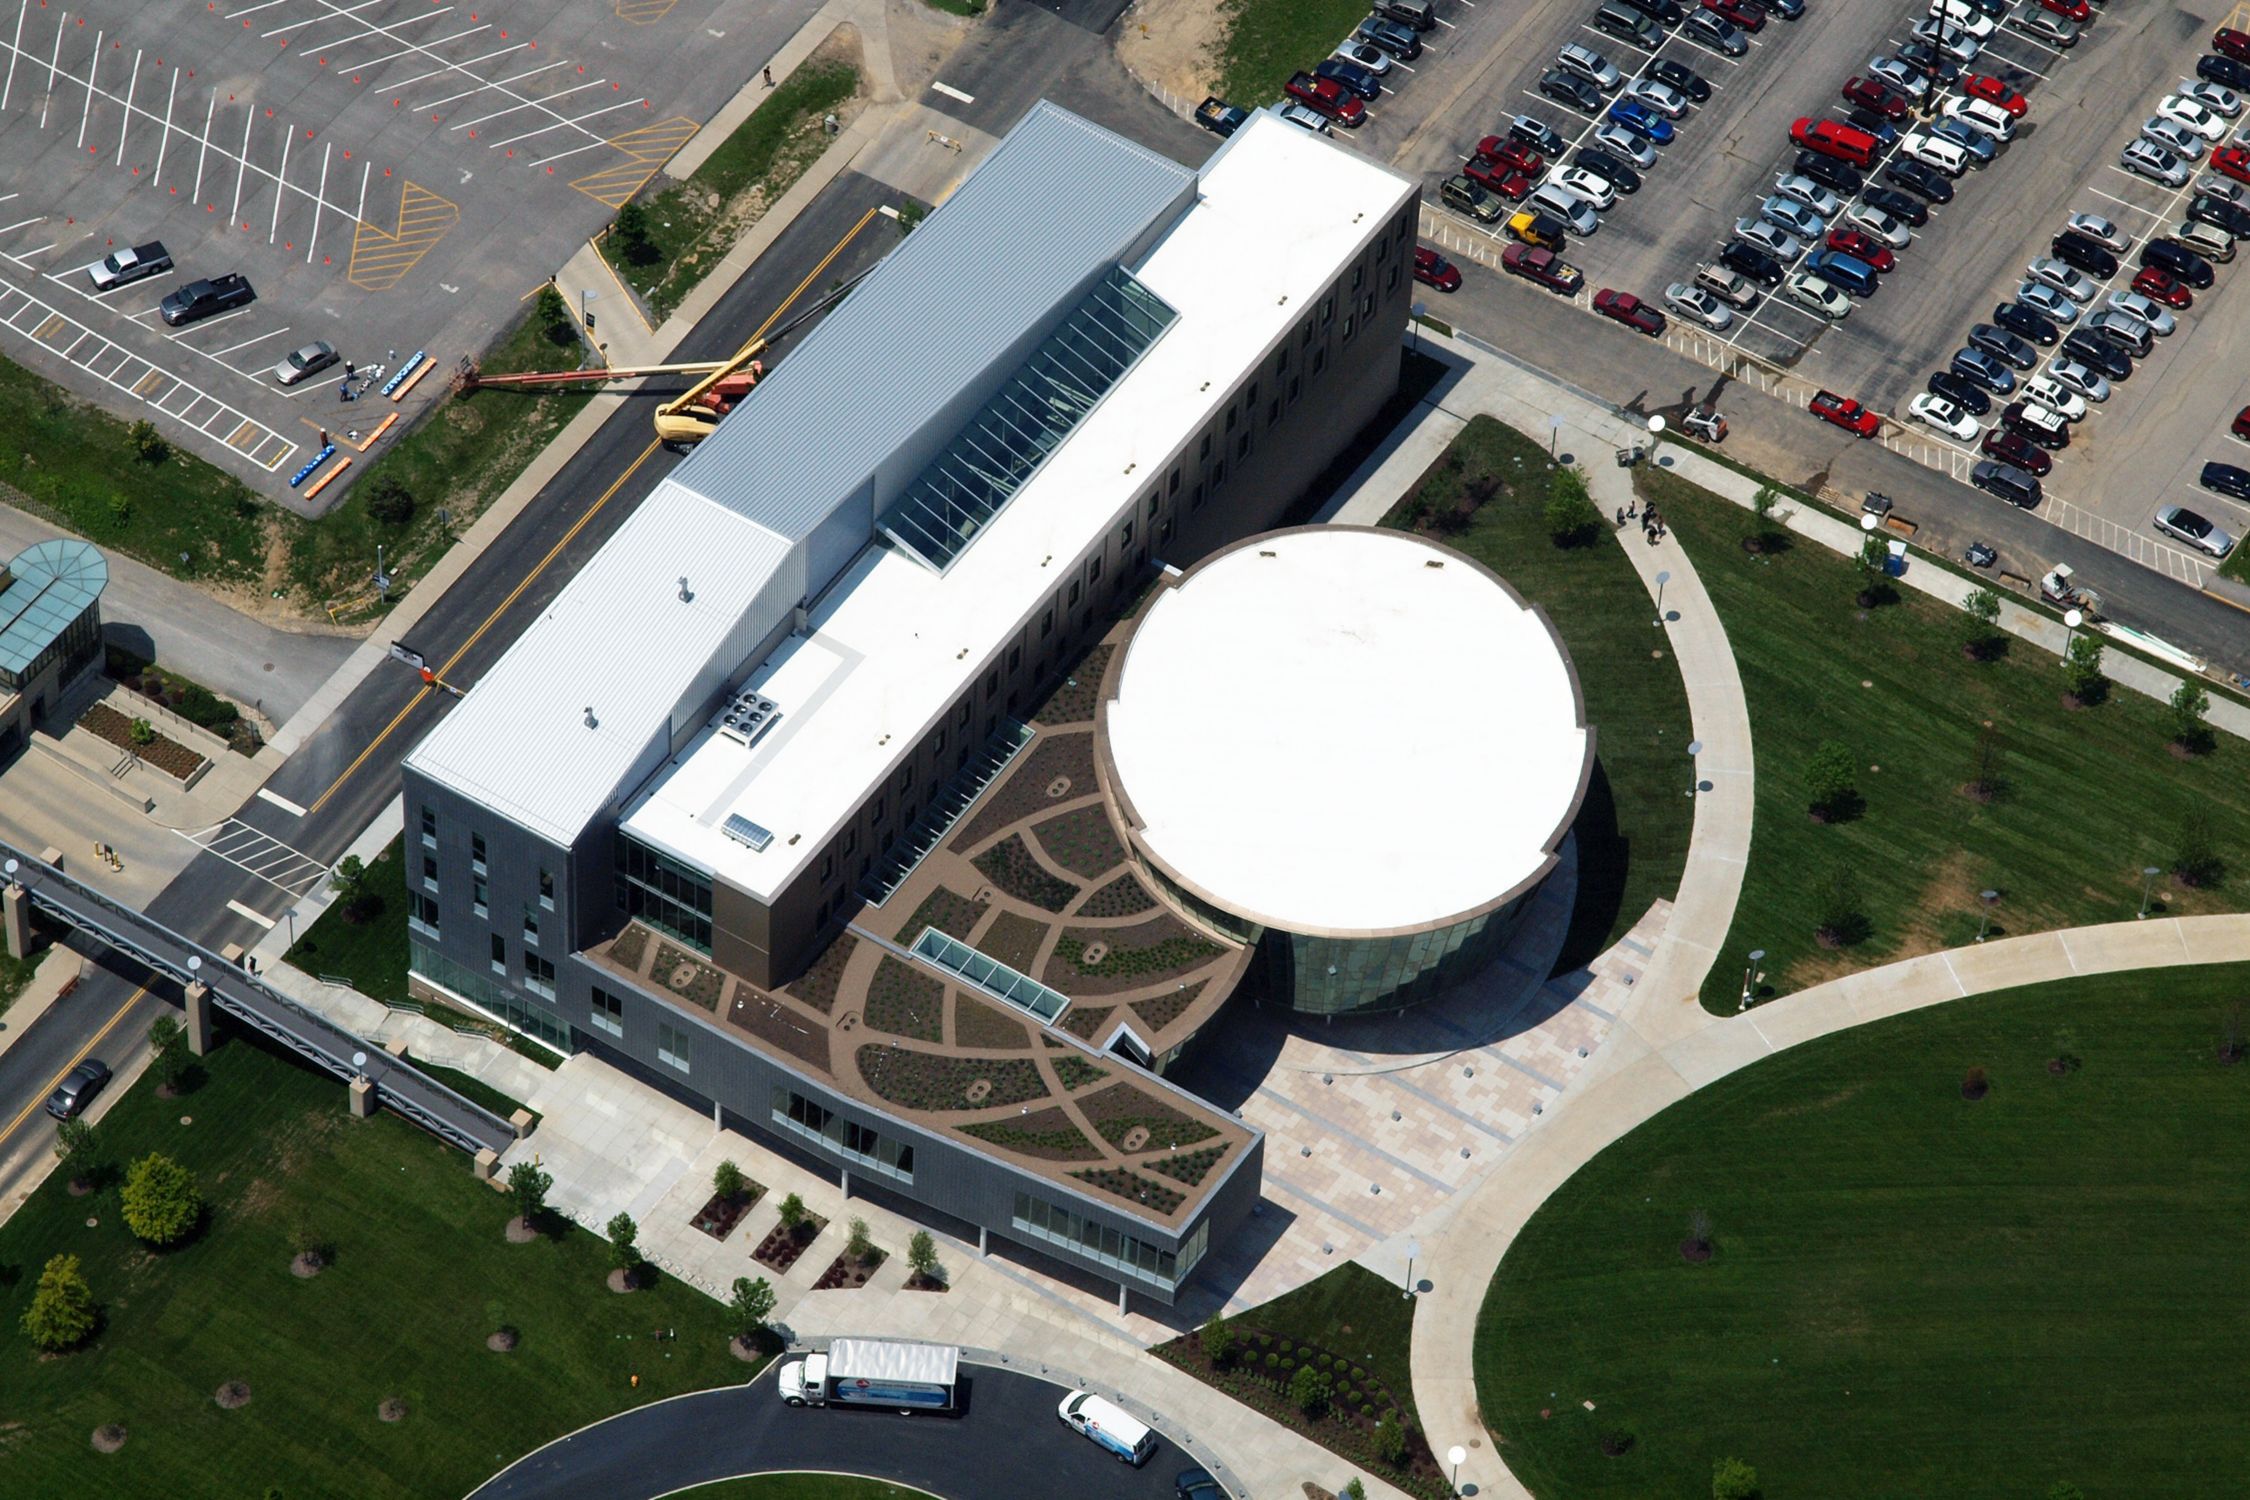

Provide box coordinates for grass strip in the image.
[1214,0,1376,106]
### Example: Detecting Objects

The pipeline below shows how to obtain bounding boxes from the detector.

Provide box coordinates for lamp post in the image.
[1547,412,1565,461]
[1448,1444,1468,1494]
[1402,1238,1421,1300]
[1975,888,2000,942]
[1653,568,1671,627]
[1740,948,1766,1011]
[1686,738,1704,798]
[2139,864,2162,919]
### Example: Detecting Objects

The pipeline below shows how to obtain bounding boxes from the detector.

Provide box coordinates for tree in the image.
[534,283,577,347]
[148,1014,193,1092]
[20,1253,97,1351]
[727,1274,775,1341]
[1804,740,1857,820]
[896,198,929,234]
[1289,1362,1332,1415]
[1853,532,1888,602]
[2174,809,2224,889]
[129,419,170,464]
[1961,587,2002,660]
[712,1158,746,1203]
[605,1212,640,1278]
[778,1191,807,1232]
[1751,482,1782,526]
[1813,867,1867,948]
[907,1229,940,1283]
[1199,1313,1236,1368]
[120,1152,202,1246]
[846,1215,874,1261]
[365,475,416,528]
[2061,634,2107,705]
[1712,1457,1760,1500]
[1343,1481,1368,1500]
[52,1117,99,1180]
[506,1160,551,1231]
[1543,468,1603,548]
[329,855,379,924]
[1373,1410,1408,1465]
[2168,679,2212,754]
[613,201,658,266]
[128,716,155,747]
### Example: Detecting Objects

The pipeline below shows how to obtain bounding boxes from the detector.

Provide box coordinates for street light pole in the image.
[1976,888,2000,942]
[1686,738,1704,798]
[1402,1238,1420,1300]
[1447,1444,1468,1495]
[1741,948,1766,1011]
[1653,568,1671,627]
[2139,865,2162,919]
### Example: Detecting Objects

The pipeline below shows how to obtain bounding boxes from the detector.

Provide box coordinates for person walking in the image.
[763,67,775,87]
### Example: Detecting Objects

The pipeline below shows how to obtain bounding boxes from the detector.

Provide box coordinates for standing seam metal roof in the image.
[0,538,105,678]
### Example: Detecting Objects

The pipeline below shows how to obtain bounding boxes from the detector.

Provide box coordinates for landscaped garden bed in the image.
[1068,1166,1183,1215]
[752,1208,829,1276]
[690,1178,765,1241]
[894,886,983,944]
[1076,1081,1219,1151]
[974,909,1048,973]
[1147,1143,1229,1187]
[812,1224,888,1290]
[610,923,650,973]
[959,1106,1103,1161]
[783,932,856,1015]
[654,942,725,1012]
[857,1045,1046,1110]
[728,990,832,1070]
[865,958,944,1041]
[1033,642,1113,726]
[1080,872,1157,919]
[952,995,1029,1050]
[1051,1054,1108,1091]
[972,834,1081,913]
[1046,916,1222,995]
[1029,803,1126,879]
[1131,979,1208,1033]
[79,701,205,781]
[1060,1003,1114,1040]
[950,732,1096,852]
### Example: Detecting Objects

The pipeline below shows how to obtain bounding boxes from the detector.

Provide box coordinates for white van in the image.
[1058,1389,1156,1466]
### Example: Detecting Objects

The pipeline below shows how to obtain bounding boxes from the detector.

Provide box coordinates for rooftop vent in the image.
[678,576,692,602]
[582,705,597,729]
[722,813,775,852]
[712,687,782,748]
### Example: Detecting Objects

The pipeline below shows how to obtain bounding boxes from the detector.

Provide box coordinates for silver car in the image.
[2015,282,2081,324]
[272,339,340,386]
[1732,217,1806,260]
[1785,270,1851,320]
[1757,194,1827,241]
[1593,122,1659,168]
[2121,138,2189,186]
[1624,78,1690,119]
[2180,79,2243,118]
[1772,173,1842,218]
[2044,357,2111,404]
[2143,117,2208,161]
[1846,202,1911,248]
[2025,257,2097,304]
[2105,289,2177,336]
[2064,211,2125,251]
[2155,504,2235,557]
[1664,282,1734,330]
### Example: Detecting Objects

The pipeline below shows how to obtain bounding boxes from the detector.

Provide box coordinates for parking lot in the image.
[1375,0,2250,591]
[0,0,817,502]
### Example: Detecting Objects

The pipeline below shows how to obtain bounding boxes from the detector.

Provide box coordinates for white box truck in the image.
[777,1339,959,1414]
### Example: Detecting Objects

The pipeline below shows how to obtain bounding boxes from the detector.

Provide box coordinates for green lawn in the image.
[1387,417,1693,971]
[0,1037,746,1498]
[1214,0,1374,105]
[0,943,45,1019]
[1475,963,2250,1499]
[669,1478,938,1499]
[1638,466,2250,1011]
[285,837,409,1005]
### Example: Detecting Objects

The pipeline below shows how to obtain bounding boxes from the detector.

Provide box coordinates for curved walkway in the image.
[1411,911,2250,1499]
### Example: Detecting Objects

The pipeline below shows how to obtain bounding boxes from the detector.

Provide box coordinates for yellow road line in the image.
[0,983,149,1149]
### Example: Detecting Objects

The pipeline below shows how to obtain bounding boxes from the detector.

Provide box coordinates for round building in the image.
[1096,526,1592,1016]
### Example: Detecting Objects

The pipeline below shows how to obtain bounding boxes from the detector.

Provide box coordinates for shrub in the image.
[128,717,155,746]
[1804,740,1857,818]
[778,1191,807,1230]
[1289,1362,1332,1415]
[1264,1351,1280,1371]
[847,1215,874,1261]
[1544,468,1604,547]
[1813,867,1868,948]
[897,198,929,234]
[1713,1456,1760,1500]
[534,283,578,346]
[365,474,416,528]
[120,1152,201,1245]
[2061,634,2107,704]
[728,1275,775,1340]
[129,419,170,463]
[1343,1481,1367,1500]
[2169,680,2212,753]
[1374,1410,1407,1464]
[52,1117,98,1172]
[614,201,659,266]
[148,1014,193,1091]
[2173,810,2225,889]
[713,1158,746,1203]
[20,1253,96,1351]
[1200,1314,1236,1368]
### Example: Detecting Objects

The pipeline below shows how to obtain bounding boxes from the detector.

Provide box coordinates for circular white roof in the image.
[1103,529,1589,935]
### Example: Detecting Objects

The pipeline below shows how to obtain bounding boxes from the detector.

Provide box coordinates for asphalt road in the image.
[469,1364,1204,1500]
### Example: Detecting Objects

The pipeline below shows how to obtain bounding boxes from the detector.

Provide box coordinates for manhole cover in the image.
[1045,775,1073,798]
[965,1078,993,1103]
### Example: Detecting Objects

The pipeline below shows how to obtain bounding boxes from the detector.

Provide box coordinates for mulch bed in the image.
[950,733,1096,853]
[753,1214,828,1275]
[973,834,1081,912]
[1044,914,1222,996]
[654,942,726,1012]
[1029,803,1127,879]
[214,1381,251,1409]
[858,1045,1047,1111]
[1679,1238,1713,1263]
[953,995,1029,1050]
[487,1329,520,1352]
[727,989,832,1070]
[1060,1003,1114,1040]
[691,1188,764,1241]
[610,923,651,972]
[1080,872,1157,918]
[865,957,945,1041]
[378,1398,409,1423]
[1052,1054,1108,1091]
[1131,979,1209,1035]
[813,1245,888,1290]
[974,909,1049,974]
[959,1105,1102,1161]
[1069,1165,1183,1215]
[782,932,857,1015]
[91,1425,127,1453]
[290,1250,329,1276]
[895,886,984,944]
[1147,1143,1229,1188]
[79,702,204,781]
[1076,1080,1219,1150]
[1032,643,1113,727]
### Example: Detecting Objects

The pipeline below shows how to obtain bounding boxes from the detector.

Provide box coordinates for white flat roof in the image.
[619,115,1416,900]
[1103,529,1590,935]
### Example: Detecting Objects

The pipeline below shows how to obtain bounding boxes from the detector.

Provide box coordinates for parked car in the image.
[1506,210,1570,250]
[2025,257,2098,303]
[1664,282,1734,329]
[1605,98,1676,144]
[1993,301,2060,346]
[2142,237,2215,287]
[1621,0,1687,24]
[1928,370,1992,416]
[1558,42,1625,93]
[2235,403,2250,439]
[1648,58,1713,102]
[1944,96,2018,143]
[1886,157,1957,202]
[1731,217,1805,260]
[2049,230,2120,279]
[1912,16,1983,63]
[159,272,255,325]
[2059,328,2132,381]
[2188,192,2250,237]
[1441,174,1506,222]
[1625,78,1692,119]
[1593,122,1659,167]
[1501,242,1584,295]
[272,339,341,386]
[1464,154,1533,199]
[2200,460,2250,500]
[1508,115,1569,157]
[2144,117,2209,162]
[1911,393,1979,440]
[1981,427,2052,476]
[2043,357,2111,404]
[2105,290,2176,337]
[1868,57,1932,100]
[2155,504,2236,557]
[1963,74,2029,117]
[2130,266,2192,308]
[2010,8,2079,47]
[1809,389,1882,436]
[2159,94,2230,141]
[1933,117,1999,165]
[1695,263,1760,307]
[1950,346,2017,395]
[1683,11,1749,57]
[2199,55,2250,94]
[1332,41,1395,75]
[2001,400,2070,449]
[1528,184,1599,236]
[1784,270,1851,319]
[2179,80,2243,119]
[1845,201,1912,246]
[2216,27,2250,63]
[1900,131,1971,177]
[1844,76,1910,121]
[1968,322,2037,369]
[1413,247,1462,292]
[2021,374,2088,422]
[1972,459,2042,508]
[1825,228,1896,273]
[1315,58,1382,101]
[45,1059,111,1120]
[1720,239,1786,286]
[2084,308,2154,357]
[2064,212,2124,251]
[1806,249,1878,296]
[1757,193,1826,240]
[1276,103,1332,135]
[88,240,172,291]
[1575,148,1641,193]
[2121,138,2191,187]
[1701,0,1766,32]
[1540,69,1605,115]
[1353,15,1422,60]
[1284,72,1365,127]
[1593,288,1667,335]
[1894,43,1963,83]
[1774,173,1843,218]
[1794,151,1866,195]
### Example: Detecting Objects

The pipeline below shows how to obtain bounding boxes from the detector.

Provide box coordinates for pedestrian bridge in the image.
[1,840,513,1157]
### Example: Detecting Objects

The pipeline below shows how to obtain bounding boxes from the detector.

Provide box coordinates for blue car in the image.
[1315,57,1382,101]
[1605,98,1675,145]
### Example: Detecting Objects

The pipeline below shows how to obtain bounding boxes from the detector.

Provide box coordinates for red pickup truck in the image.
[1285,72,1366,127]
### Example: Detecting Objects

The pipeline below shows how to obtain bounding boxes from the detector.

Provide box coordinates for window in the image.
[524,953,555,999]
[1321,294,1336,325]
[1040,608,1054,639]
[472,877,489,918]
[409,890,440,938]
[1268,399,1280,429]
[958,699,972,726]
[614,834,713,951]
[871,796,885,826]
[523,906,540,945]
[1119,519,1133,548]
[845,828,858,856]
[1247,381,1258,411]
[1351,265,1364,292]
[1274,347,1288,376]
[934,726,948,755]
[538,868,555,909]
[1343,314,1356,342]
[490,932,507,974]
[1191,481,1205,512]
[1159,517,1173,544]
[984,668,1000,696]
[1088,556,1102,584]
[1363,293,1376,317]
[1224,405,1236,433]
[1168,467,1181,495]
[771,1087,915,1182]
[422,853,438,890]
[1313,348,1326,375]
[1010,1192,1195,1289]
[1376,234,1389,263]
[471,833,487,875]
[1387,262,1399,293]
[1236,431,1250,460]
[819,852,835,882]
[590,985,624,1037]
[1211,459,1225,488]
[1067,579,1081,607]
[1289,374,1300,403]
[1145,491,1158,519]
[420,806,437,848]
[1199,433,1211,460]
[656,1020,691,1074]
[1005,645,1020,672]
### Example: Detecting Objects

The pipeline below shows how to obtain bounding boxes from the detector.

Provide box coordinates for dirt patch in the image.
[91,1424,127,1453]
[487,1328,520,1353]
[953,995,1030,1051]
[960,1106,1103,1162]
[1679,1239,1712,1263]
[290,1250,328,1277]
[606,1267,638,1294]
[504,1217,539,1245]
[783,931,857,1015]
[378,1398,409,1423]
[1117,0,1225,101]
[730,1333,763,1362]
[214,1381,252,1409]
[974,909,1049,974]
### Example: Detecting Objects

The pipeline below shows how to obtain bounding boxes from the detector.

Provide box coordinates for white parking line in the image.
[268,121,292,244]
[448,77,615,133]
[305,141,330,263]
[320,4,455,59]
[114,46,137,163]
[411,55,569,114]
[152,62,177,183]
[226,899,278,929]
[0,0,24,116]
[212,325,290,357]
[38,9,58,132]
[482,96,649,151]
[75,27,98,151]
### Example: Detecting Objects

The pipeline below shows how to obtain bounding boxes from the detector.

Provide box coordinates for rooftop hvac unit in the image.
[713,688,782,747]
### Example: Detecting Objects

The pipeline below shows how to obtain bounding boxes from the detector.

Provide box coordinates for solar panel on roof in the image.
[722,814,775,852]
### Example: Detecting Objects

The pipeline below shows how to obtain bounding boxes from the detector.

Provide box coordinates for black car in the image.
[1885,157,1956,203]
[1720,239,1786,287]
[1509,115,1568,157]
[2141,238,2215,288]
[1951,347,2016,394]
[1993,301,2060,347]
[1973,459,2042,509]
[1968,322,2037,370]
[45,1059,111,1120]
[1863,186,1929,227]
[1174,1468,1225,1500]
[1574,148,1641,193]
[1793,150,1864,194]
[158,272,255,326]
[1539,69,1604,115]
[2187,193,2250,239]
[1647,56,1711,101]
[1896,43,1963,83]
[2200,54,2250,92]
[2061,329,2133,381]
[1927,370,1992,416]
[1765,0,1805,16]
[2203,461,2250,500]
[2050,231,2120,279]
[1623,0,1687,17]
[1846,108,1902,148]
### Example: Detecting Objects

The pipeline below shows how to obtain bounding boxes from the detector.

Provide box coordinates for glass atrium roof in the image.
[0,538,105,678]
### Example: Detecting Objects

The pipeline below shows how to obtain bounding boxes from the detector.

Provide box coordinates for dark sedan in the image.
[2142,238,2215,288]
[46,1059,112,1120]
[1885,157,1956,203]
[1993,301,2060,347]
[2202,461,2250,500]
[1648,57,1712,102]
[2187,193,2250,239]
[1540,69,1605,115]
[2051,231,2121,279]
[1575,148,1641,193]
[1863,186,1929,227]
[1721,239,1786,286]
[1968,322,2038,370]
[1928,370,1991,416]
[1794,150,1864,194]
[2061,329,2132,381]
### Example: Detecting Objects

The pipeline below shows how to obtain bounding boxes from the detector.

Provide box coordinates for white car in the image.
[1625,78,1691,119]
[1553,166,1616,210]
[1784,270,1851,320]
[2064,212,2125,251]
[1846,202,1911,248]
[1943,95,2017,143]
[1910,393,1979,440]
[2044,358,2111,404]
[2143,117,2208,161]
[2106,289,2177,336]
[2158,94,2229,141]
[1932,1,1999,40]
[1593,122,1659,168]
[2021,374,2088,421]
[1772,173,1842,218]
[1901,131,1969,176]
[2025,257,2098,304]
[2121,137,2190,185]
[2179,79,2242,118]
[1664,282,1734,330]
[2014,282,2081,324]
